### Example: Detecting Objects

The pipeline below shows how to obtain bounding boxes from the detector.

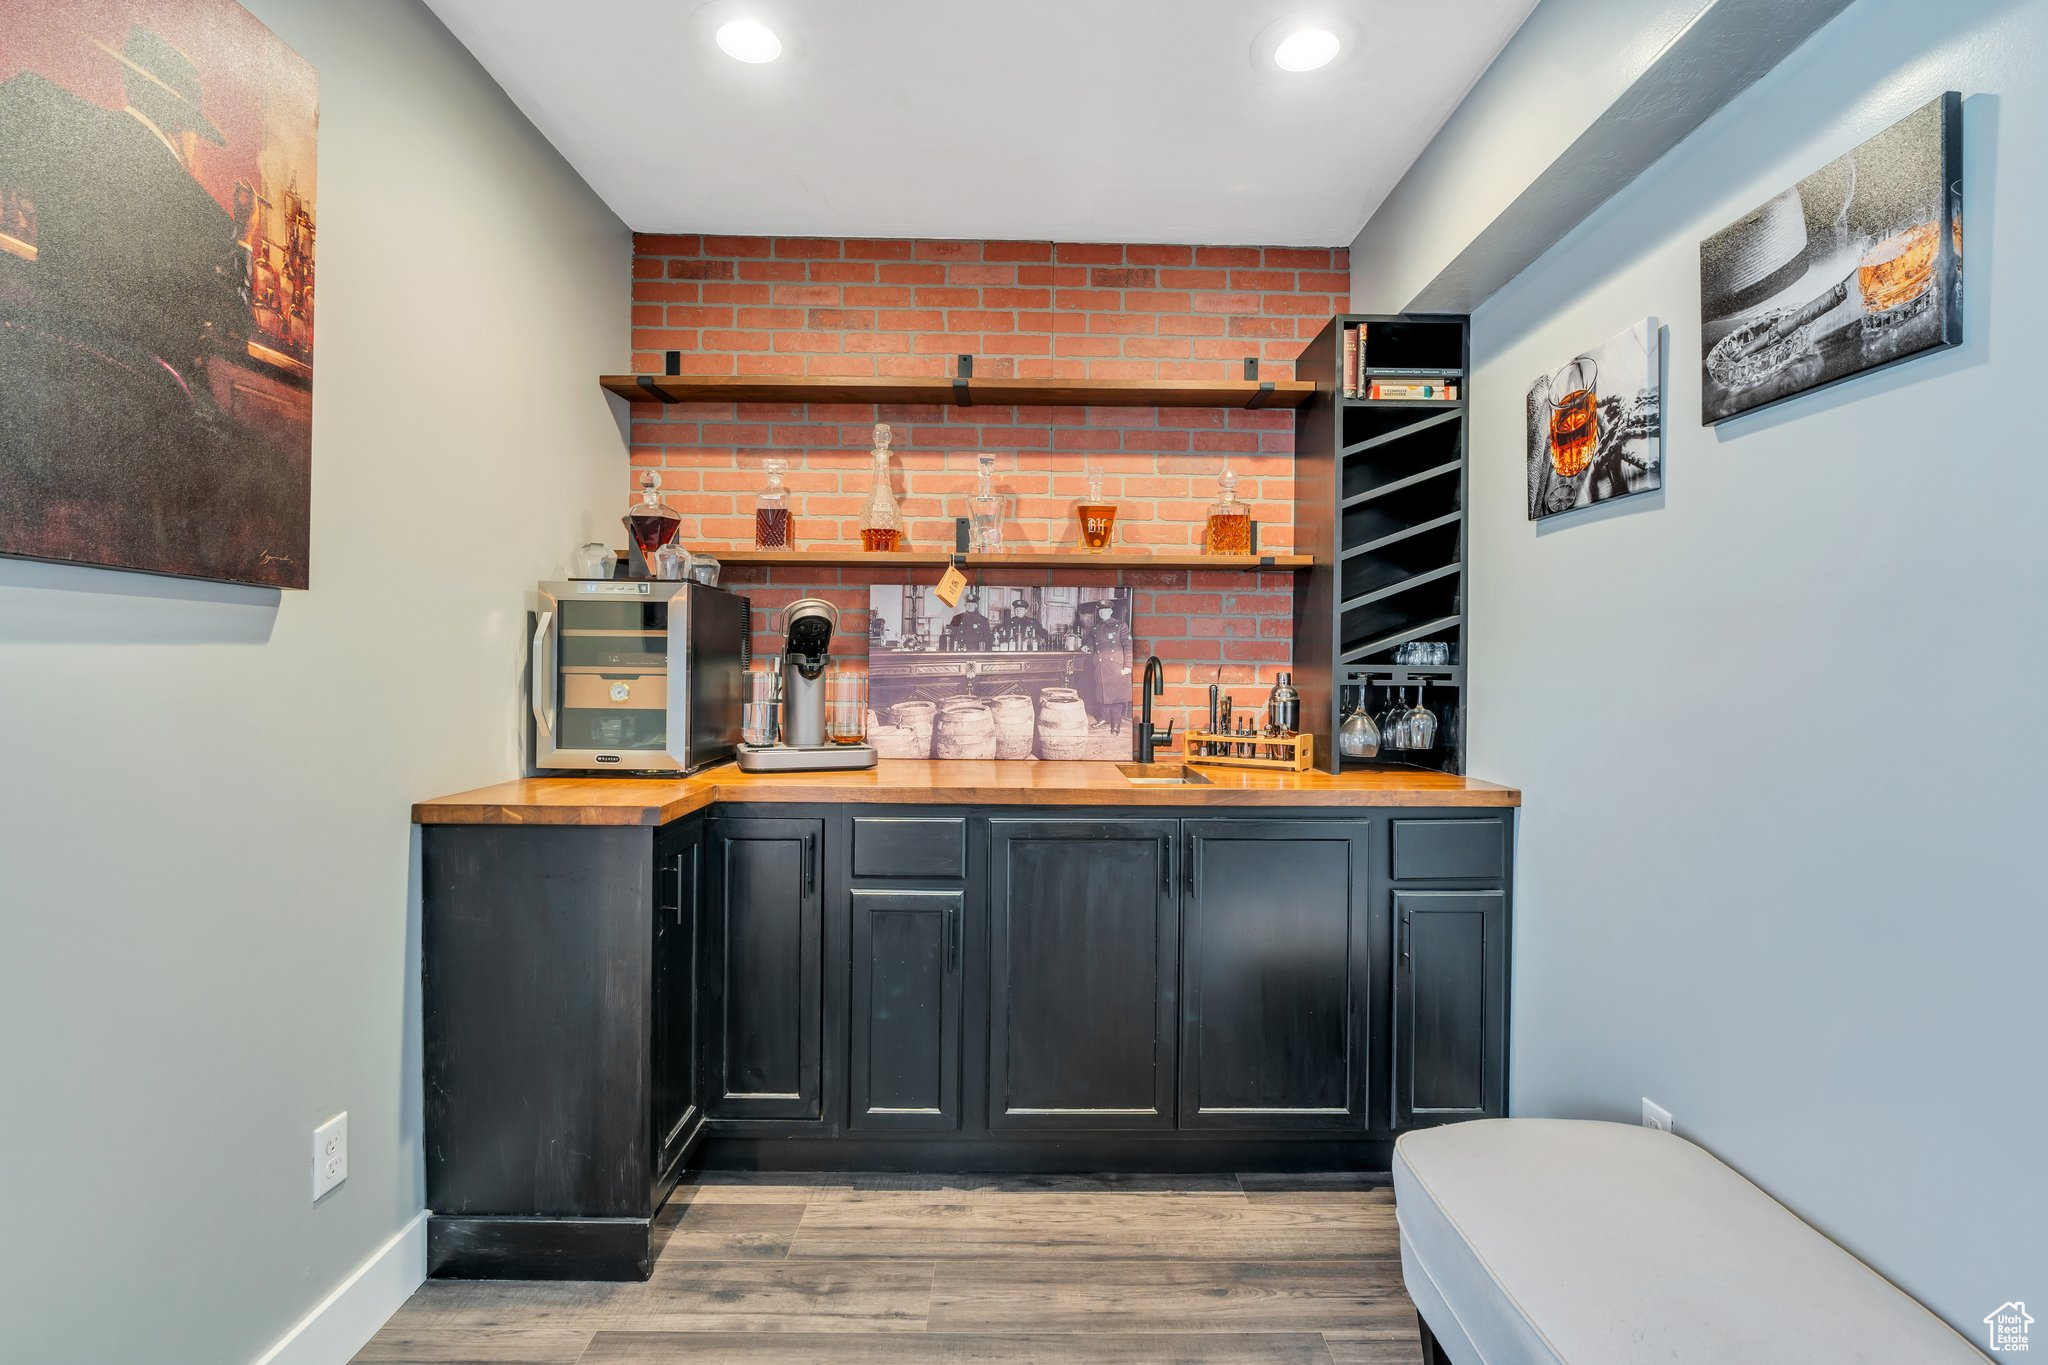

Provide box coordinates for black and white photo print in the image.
[1527,318,1663,521]
[1700,92,1962,424]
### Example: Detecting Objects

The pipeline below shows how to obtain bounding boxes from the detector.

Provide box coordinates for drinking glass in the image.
[825,666,869,746]
[742,702,778,748]
[1338,694,1381,759]
[573,543,616,580]
[1406,682,1438,751]
[1543,356,1598,478]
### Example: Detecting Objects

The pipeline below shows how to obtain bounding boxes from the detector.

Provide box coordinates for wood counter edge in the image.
[412,774,1520,825]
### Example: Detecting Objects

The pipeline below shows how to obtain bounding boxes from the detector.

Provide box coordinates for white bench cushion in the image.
[1393,1118,1980,1365]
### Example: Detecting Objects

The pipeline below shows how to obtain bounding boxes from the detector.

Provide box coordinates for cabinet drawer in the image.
[1391,818,1506,881]
[853,816,968,880]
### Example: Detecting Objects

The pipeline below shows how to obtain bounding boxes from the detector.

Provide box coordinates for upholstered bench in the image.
[1393,1118,1981,1364]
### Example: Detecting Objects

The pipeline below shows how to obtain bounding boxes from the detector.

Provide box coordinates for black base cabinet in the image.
[421,802,1512,1278]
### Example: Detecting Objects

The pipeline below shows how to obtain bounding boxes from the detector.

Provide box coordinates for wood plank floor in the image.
[355,1172,1421,1364]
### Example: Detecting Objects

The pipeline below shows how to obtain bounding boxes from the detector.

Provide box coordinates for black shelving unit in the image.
[1291,314,1470,774]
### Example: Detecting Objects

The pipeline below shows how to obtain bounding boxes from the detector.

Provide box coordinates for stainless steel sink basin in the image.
[1115,762,1213,786]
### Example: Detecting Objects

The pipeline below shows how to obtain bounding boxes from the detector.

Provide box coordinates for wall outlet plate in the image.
[1641,1097,1674,1133]
[313,1112,348,1201]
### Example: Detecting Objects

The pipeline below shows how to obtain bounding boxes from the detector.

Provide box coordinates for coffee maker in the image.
[736,597,878,772]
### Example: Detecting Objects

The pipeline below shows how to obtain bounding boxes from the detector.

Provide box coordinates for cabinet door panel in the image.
[1181,820,1370,1129]
[653,824,704,1170]
[707,817,823,1120]
[850,889,962,1130]
[1394,890,1505,1127]
[987,819,1178,1130]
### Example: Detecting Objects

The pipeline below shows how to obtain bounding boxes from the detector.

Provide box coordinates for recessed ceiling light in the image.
[1273,27,1341,72]
[716,18,782,63]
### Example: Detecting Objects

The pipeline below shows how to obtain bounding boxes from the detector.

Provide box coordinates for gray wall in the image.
[0,1,628,1360]
[1349,0,1710,310]
[1463,0,2044,1335]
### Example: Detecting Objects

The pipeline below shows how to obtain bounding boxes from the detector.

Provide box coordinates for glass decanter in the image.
[754,458,793,549]
[1077,471,1118,553]
[859,423,903,552]
[970,452,1003,552]
[1202,462,1251,555]
[622,470,680,573]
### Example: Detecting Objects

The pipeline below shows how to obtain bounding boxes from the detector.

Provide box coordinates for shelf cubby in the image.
[1291,313,1471,774]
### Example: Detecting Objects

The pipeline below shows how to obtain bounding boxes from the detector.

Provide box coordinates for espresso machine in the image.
[736,597,877,773]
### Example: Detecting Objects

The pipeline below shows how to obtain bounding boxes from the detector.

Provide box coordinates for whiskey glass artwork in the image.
[1543,357,1598,479]
[1858,199,1939,336]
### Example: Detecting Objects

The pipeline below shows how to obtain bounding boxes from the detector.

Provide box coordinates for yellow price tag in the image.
[933,564,967,607]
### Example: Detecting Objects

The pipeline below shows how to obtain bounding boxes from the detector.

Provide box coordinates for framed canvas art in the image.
[0,1,319,587]
[1527,318,1663,521]
[1700,92,1961,425]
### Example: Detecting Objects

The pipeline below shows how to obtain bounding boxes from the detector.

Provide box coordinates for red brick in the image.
[1158,314,1226,337]
[915,239,982,260]
[671,305,737,327]
[1123,291,1192,313]
[739,260,806,281]
[1053,289,1123,311]
[634,281,697,303]
[1088,313,1157,336]
[635,233,700,256]
[1052,336,1121,358]
[734,306,802,328]
[949,264,1017,286]
[775,237,843,259]
[1127,244,1193,266]
[844,238,915,260]
[702,329,772,351]
[880,263,947,285]
[915,287,980,307]
[632,258,662,279]
[772,284,842,305]
[1299,270,1352,292]
[1230,269,1297,291]
[1124,337,1191,359]
[810,261,879,283]
[734,353,804,375]
[843,333,911,354]
[1090,267,1156,289]
[633,328,698,349]
[984,240,1054,262]
[1191,292,1259,314]
[808,308,877,330]
[842,285,914,306]
[701,282,772,305]
[1195,246,1260,267]
[669,259,733,280]
[1264,246,1334,269]
[1228,316,1296,339]
[877,309,947,330]
[1159,268,1229,289]
[632,304,662,326]
[1056,242,1125,265]
[947,310,1016,332]
[983,287,1053,309]
[702,235,771,257]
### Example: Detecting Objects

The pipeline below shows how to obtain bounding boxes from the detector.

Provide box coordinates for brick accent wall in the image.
[626,235,1346,733]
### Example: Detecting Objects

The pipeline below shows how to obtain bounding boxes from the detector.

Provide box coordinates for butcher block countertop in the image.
[413,759,1521,826]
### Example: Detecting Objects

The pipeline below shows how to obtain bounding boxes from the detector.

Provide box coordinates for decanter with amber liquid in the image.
[1077,472,1118,553]
[1202,464,1251,555]
[623,470,680,573]
[754,457,793,549]
[859,423,903,552]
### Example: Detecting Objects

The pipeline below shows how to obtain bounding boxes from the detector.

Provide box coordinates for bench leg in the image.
[1417,1310,1455,1365]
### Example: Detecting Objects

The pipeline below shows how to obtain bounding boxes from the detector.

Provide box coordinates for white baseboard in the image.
[251,1210,427,1365]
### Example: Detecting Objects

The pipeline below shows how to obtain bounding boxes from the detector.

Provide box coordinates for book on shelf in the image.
[1367,380,1459,401]
[1364,367,1466,378]
[1341,326,1360,398]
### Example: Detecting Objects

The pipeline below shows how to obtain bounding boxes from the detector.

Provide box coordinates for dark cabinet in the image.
[986,818,1179,1130]
[652,822,704,1178]
[1179,819,1372,1129]
[1393,890,1506,1128]
[849,889,962,1130]
[705,816,824,1121]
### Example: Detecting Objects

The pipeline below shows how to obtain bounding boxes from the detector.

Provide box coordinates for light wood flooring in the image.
[355,1172,1422,1364]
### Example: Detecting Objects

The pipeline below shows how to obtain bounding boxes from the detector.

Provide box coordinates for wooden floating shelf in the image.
[701,548,1311,572]
[602,373,1316,410]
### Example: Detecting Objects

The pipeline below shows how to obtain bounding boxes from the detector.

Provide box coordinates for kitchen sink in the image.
[1115,762,1213,786]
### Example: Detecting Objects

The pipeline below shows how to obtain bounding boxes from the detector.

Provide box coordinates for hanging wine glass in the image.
[1338,687,1380,759]
[1406,681,1438,751]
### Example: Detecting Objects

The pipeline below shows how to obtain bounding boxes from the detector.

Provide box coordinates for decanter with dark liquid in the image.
[858,423,904,554]
[754,457,793,549]
[623,470,680,572]
[1202,465,1251,555]
[1077,472,1117,553]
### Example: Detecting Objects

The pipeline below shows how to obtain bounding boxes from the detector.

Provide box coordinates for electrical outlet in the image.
[1641,1097,1674,1133]
[312,1112,348,1201]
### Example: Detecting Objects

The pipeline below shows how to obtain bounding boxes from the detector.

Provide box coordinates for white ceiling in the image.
[423,0,1540,247]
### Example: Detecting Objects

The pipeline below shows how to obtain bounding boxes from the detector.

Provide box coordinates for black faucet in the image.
[1133,656,1174,762]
